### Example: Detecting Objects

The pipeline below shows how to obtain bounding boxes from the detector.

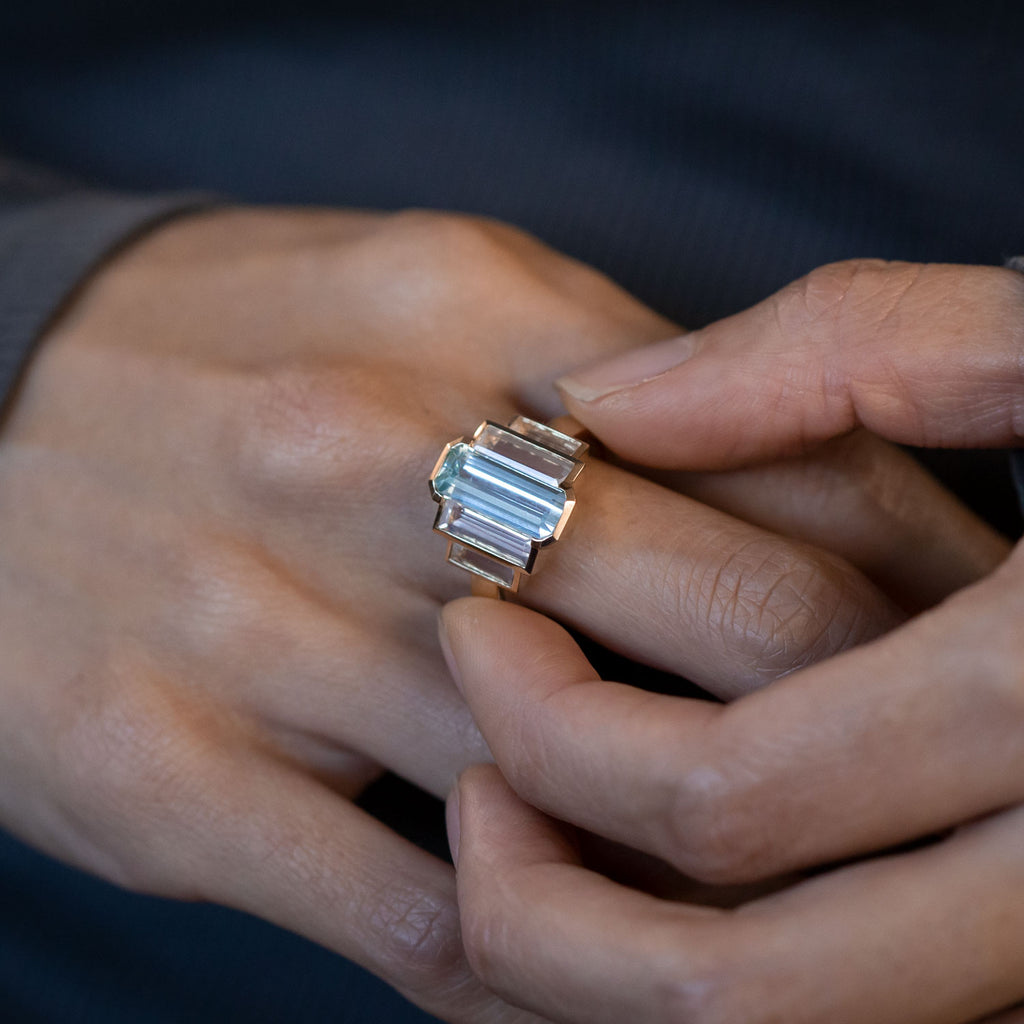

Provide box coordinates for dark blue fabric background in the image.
[3,1,1024,328]
[1,2,1023,1020]
[0,822,423,1022]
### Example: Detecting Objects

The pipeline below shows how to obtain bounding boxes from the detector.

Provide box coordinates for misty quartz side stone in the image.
[429,418,586,589]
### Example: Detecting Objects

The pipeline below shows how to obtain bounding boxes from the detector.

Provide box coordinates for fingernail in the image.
[557,333,702,402]
[445,783,461,868]
[437,607,464,697]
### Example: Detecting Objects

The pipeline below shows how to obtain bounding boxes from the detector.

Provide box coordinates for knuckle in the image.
[777,259,926,390]
[818,431,917,523]
[368,881,467,990]
[656,971,733,1024]
[329,208,544,346]
[781,258,903,332]
[656,960,762,1024]
[232,361,423,511]
[51,656,217,894]
[380,208,515,270]
[779,260,932,416]
[169,539,286,670]
[693,538,880,686]
[234,363,358,495]
[666,763,771,884]
[950,557,1024,694]
[375,208,560,317]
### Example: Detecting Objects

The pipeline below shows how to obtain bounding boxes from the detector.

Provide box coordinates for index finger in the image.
[556,261,1024,467]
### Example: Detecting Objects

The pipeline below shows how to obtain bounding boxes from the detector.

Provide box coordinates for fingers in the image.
[503,459,902,698]
[453,764,1024,1024]
[207,296,907,699]
[212,577,492,800]
[441,560,1024,882]
[658,431,1011,612]
[452,764,718,1024]
[239,363,903,697]
[17,646,533,1022]
[439,598,733,874]
[173,747,540,1024]
[556,260,1024,467]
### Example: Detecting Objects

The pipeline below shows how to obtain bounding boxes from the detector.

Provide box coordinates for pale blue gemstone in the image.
[433,442,566,557]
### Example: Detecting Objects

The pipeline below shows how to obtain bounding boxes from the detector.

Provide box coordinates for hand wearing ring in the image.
[445,259,1024,1024]
[0,205,1008,1024]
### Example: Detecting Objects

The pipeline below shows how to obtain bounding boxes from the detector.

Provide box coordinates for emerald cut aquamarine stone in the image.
[429,418,587,590]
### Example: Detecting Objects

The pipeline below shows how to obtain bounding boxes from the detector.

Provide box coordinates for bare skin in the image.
[444,259,1024,1023]
[0,216,1005,1022]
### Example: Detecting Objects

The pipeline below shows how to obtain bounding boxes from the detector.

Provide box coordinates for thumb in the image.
[557,260,1024,468]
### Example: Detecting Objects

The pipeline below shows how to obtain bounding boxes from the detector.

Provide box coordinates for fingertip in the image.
[456,763,581,874]
[439,595,510,643]
[438,597,506,695]
[440,597,580,695]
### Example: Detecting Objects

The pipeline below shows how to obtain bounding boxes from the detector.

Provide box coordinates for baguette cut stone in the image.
[474,423,574,486]
[448,543,518,588]
[509,416,587,458]
[436,498,534,566]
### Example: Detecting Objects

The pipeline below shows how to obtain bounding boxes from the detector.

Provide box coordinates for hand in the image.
[0,223,1002,1020]
[444,260,1024,1023]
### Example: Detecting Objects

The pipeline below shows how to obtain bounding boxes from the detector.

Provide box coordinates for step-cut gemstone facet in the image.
[432,440,567,568]
[429,418,586,589]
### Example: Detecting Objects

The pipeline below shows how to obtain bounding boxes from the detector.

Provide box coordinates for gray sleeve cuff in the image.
[0,189,219,415]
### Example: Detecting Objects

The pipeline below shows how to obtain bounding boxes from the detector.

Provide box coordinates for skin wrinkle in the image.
[509,644,599,811]
[652,528,690,646]
[689,534,742,652]
[511,695,561,810]
[689,535,869,687]
[749,560,831,660]
[856,262,925,338]
[802,262,902,443]
[365,877,465,981]
[839,264,1018,446]
[797,266,859,433]
[614,687,692,845]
